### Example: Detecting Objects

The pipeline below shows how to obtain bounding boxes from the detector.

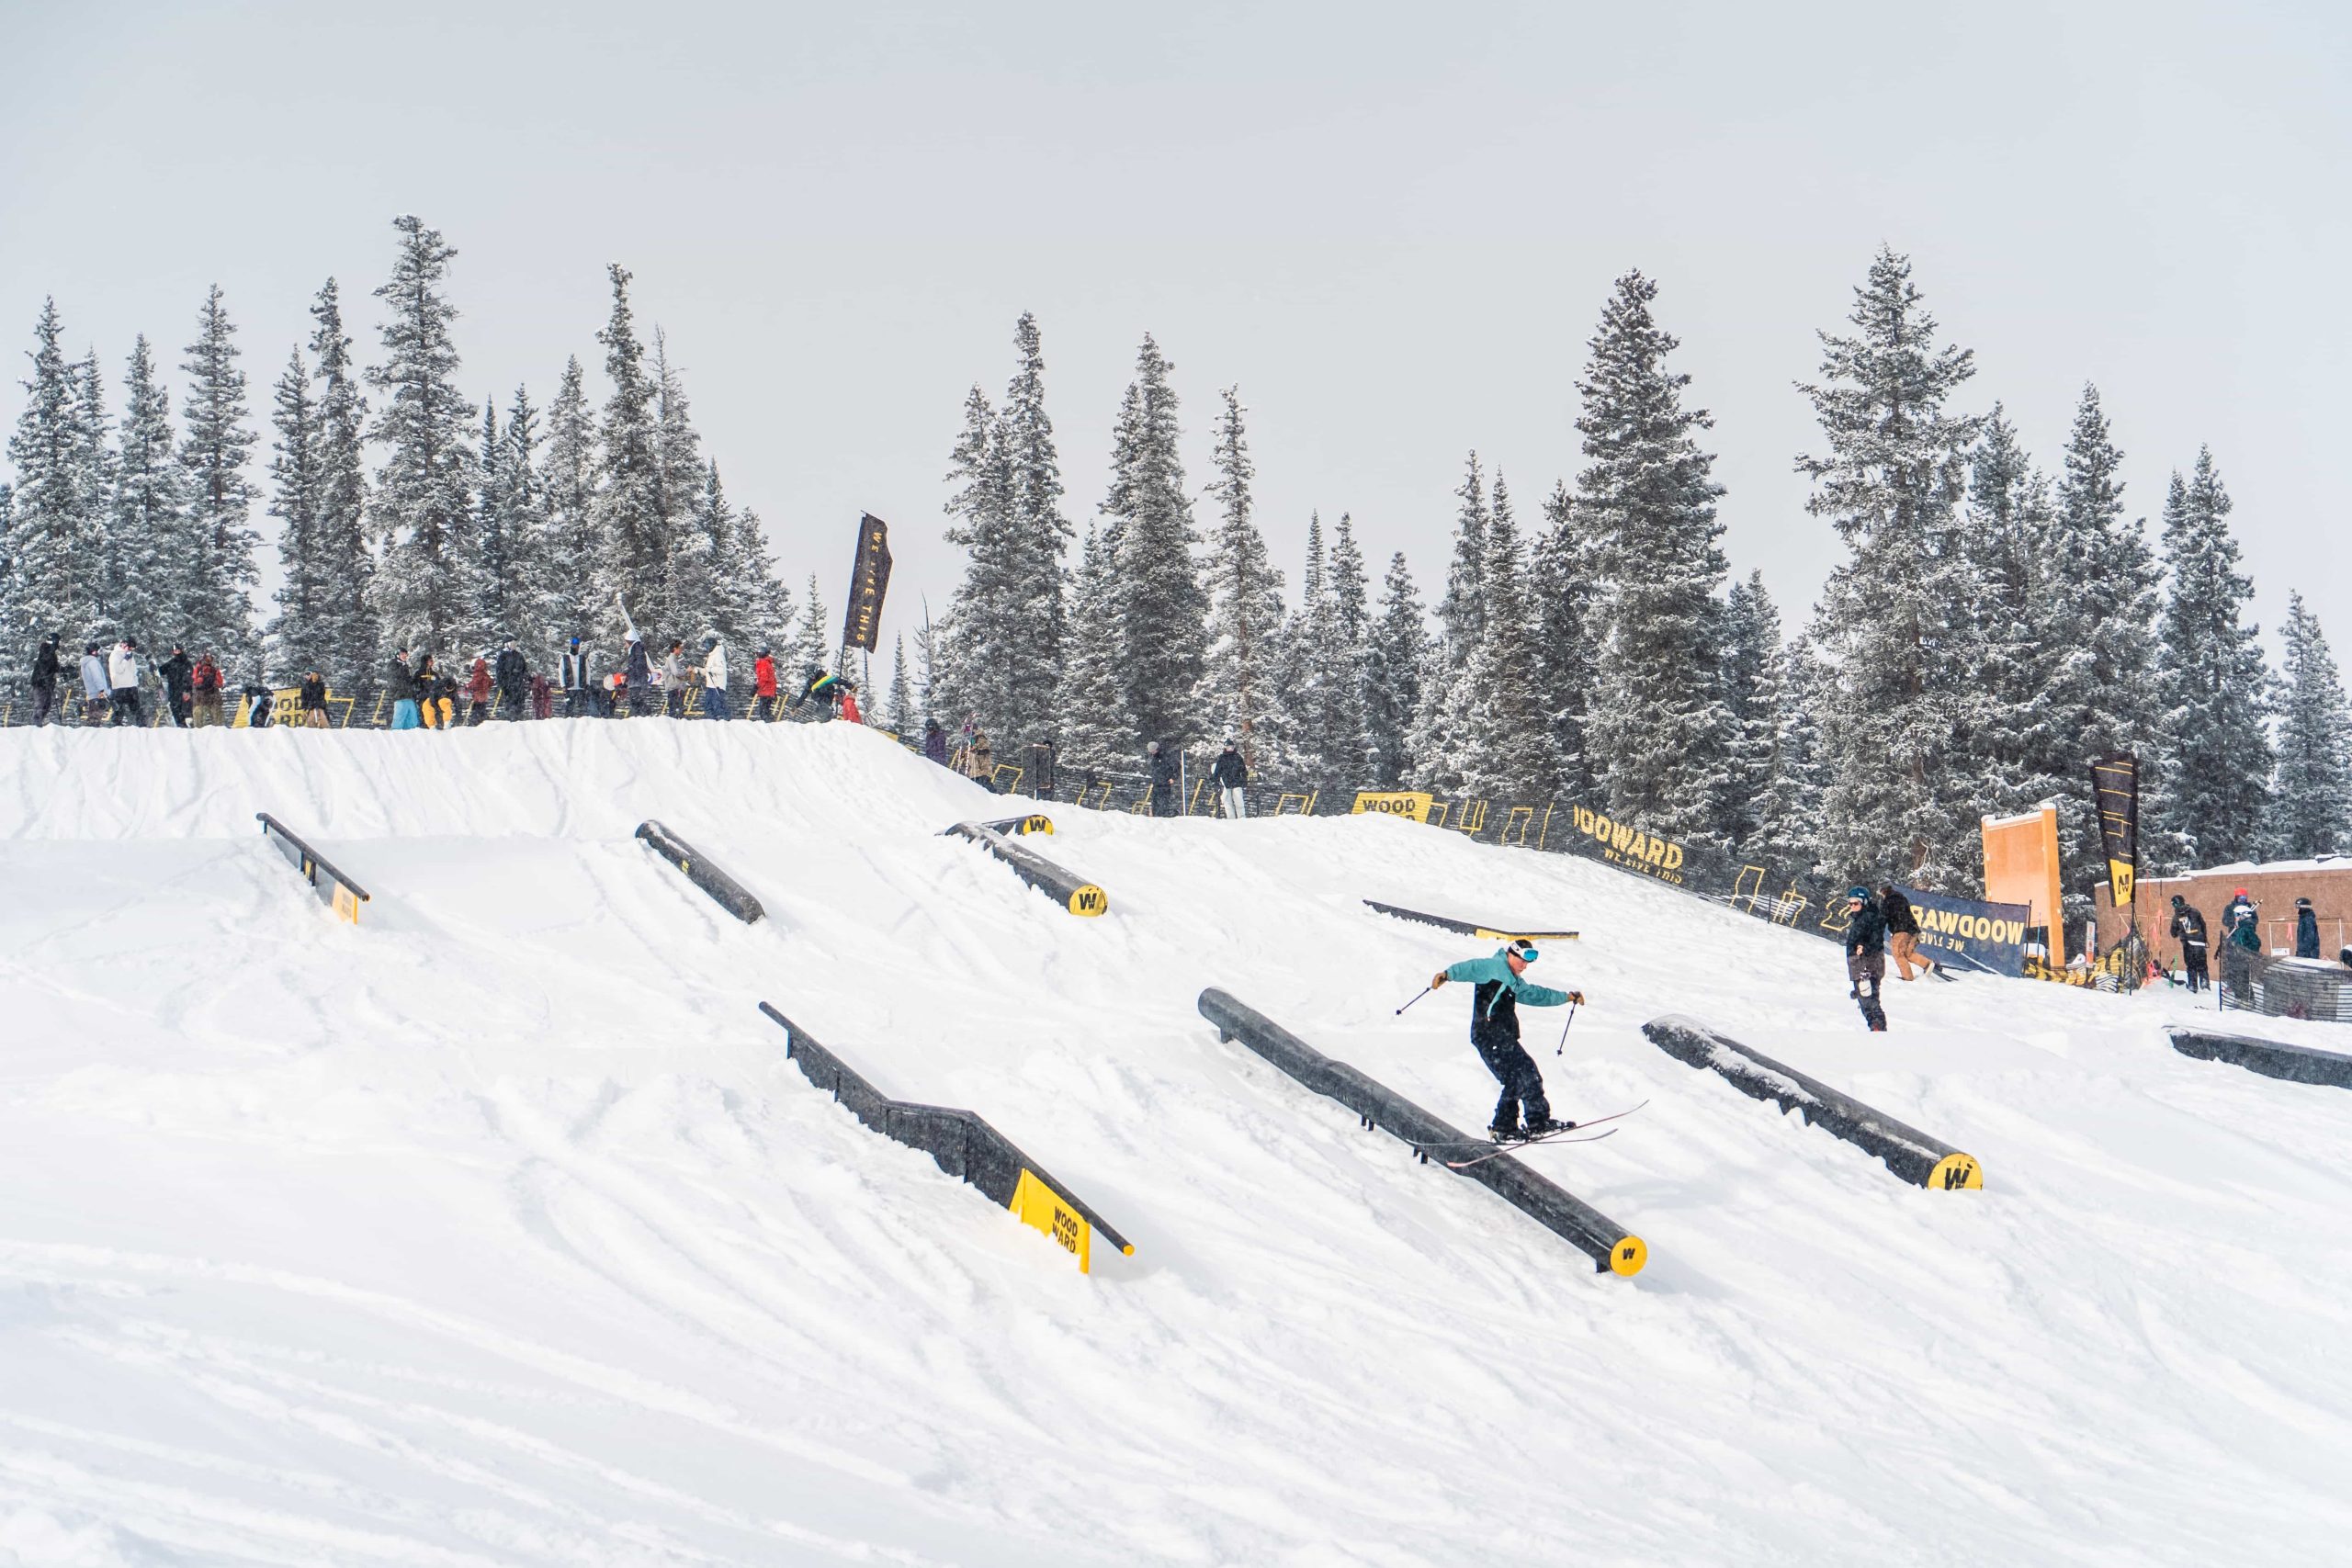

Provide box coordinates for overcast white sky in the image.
[5,0,2347,658]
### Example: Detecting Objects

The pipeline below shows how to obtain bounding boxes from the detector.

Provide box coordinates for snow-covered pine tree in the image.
[718,479,793,656]
[1057,523,1129,773]
[1796,250,1993,886]
[472,387,541,649]
[2151,448,2271,870]
[2030,384,2163,915]
[1406,453,1490,793]
[1457,475,1550,802]
[594,265,666,643]
[266,349,324,681]
[1961,405,2052,811]
[71,352,116,631]
[367,218,476,668]
[107,334,181,657]
[790,573,831,684]
[537,355,597,641]
[884,633,914,736]
[935,384,1012,738]
[177,285,261,672]
[1718,570,1784,848]
[998,311,1070,748]
[1528,480,1597,801]
[2268,592,2352,859]
[1101,334,1207,750]
[1580,270,1738,851]
[1751,634,1829,874]
[1363,551,1427,786]
[1191,386,1286,762]
[6,300,109,664]
[650,330,708,637]
[305,280,374,692]
[1325,512,1374,781]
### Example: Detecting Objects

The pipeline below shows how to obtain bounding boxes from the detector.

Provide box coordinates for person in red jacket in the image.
[752,648,780,721]
[465,653,492,724]
[839,683,863,725]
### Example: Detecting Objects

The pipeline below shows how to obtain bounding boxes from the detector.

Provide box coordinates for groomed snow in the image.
[2,721,2349,1565]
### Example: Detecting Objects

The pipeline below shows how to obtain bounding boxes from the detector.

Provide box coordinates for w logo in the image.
[1069,886,1108,917]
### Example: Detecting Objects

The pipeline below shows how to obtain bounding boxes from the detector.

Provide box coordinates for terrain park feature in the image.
[946,819,1107,917]
[1643,1015,1983,1191]
[636,819,766,924]
[256,811,370,924]
[1362,899,1579,942]
[1198,987,1645,1276]
[761,1003,1132,1272]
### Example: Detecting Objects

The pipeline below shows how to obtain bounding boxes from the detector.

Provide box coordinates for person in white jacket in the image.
[107,638,143,726]
[699,635,732,720]
[79,642,109,723]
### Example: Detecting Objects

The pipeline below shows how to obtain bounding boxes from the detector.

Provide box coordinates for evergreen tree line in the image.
[930,255,2352,913]
[0,214,833,701]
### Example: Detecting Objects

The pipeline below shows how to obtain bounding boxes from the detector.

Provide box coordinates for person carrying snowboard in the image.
[2168,894,2211,995]
[1844,886,1888,1031]
[1880,884,1941,980]
[1430,938,1585,1141]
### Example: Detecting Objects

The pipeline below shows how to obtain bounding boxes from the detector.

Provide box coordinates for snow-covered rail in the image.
[2166,1024,2352,1089]
[1197,987,1645,1277]
[635,819,766,924]
[1643,1015,1983,1190]
[946,820,1107,917]
[255,811,370,924]
[978,812,1055,836]
[759,1003,1133,1272]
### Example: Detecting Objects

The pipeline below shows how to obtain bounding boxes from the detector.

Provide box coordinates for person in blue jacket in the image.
[1430,938,1584,1141]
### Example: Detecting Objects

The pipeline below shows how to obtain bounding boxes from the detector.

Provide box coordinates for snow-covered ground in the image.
[2,721,2348,1566]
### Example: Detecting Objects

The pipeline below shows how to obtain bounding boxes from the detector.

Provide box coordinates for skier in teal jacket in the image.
[1431,938,1584,1140]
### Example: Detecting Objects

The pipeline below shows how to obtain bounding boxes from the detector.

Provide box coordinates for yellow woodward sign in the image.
[1567,806,1688,884]
[1010,1168,1094,1271]
[1351,791,1435,822]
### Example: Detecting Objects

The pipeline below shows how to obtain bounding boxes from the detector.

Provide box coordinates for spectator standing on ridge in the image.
[700,636,731,720]
[837,680,862,725]
[1844,886,1889,1032]
[1147,740,1179,818]
[1210,738,1249,819]
[414,651,447,729]
[159,646,194,728]
[107,638,142,726]
[2220,887,2260,1006]
[752,647,779,720]
[389,649,422,730]
[963,724,995,791]
[531,671,553,719]
[559,637,593,717]
[495,640,528,720]
[2296,897,2321,959]
[241,678,275,728]
[662,639,687,717]
[28,634,61,726]
[298,671,330,728]
[2168,894,2211,996]
[1428,938,1584,1142]
[922,716,949,766]
[791,665,843,719]
[623,629,653,716]
[78,642,108,723]
[464,650,493,724]
[190,652,225,728]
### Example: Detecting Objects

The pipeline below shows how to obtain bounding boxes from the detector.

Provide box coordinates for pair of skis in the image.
[1410,1100,1647,1169]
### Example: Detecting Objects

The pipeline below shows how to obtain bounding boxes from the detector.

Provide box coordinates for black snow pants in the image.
[2182,943,2209,994]
[1472,1023,1550,1134]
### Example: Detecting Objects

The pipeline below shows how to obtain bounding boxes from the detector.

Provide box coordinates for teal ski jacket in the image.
[1444,950,1572,1020]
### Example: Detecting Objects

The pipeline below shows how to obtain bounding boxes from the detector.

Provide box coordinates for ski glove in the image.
[1430,973,1448,988]
[1566,990,1585,1005]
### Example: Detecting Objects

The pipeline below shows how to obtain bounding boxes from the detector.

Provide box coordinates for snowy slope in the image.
[2,722,2349,1566]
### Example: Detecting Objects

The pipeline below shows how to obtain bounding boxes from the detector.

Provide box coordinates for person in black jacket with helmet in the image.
[1844,886,1889,1032]
[2168,894,2211,995]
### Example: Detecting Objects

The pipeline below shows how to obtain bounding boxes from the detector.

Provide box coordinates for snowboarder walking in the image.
[2221,888,2260,1008]
[2168,895,2211,995]
[1210,738,1249,819]
[28,634,61,727]
[1880,885,1939,980]
[2295,897,2320,960]
[1430,939,1584,1141]
[1844,886,1889,1032]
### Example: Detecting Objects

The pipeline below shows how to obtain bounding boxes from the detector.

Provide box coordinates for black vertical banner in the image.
[2089,753,2139,909]
[842,513,893,652]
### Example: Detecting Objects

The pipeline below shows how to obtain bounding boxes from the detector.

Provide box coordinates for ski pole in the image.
[1395,985,1433,1017]
[1555,998,1580,1055]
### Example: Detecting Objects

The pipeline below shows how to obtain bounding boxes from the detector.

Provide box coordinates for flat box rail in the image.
[1196,987,1644,1276]
[636,820,765,924]
[759,1003,1132,1271]
[945,821,1107,917]
[255,812,370,923]
[1642,1014,1982,1190]
[2167,1025,2352,1089]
